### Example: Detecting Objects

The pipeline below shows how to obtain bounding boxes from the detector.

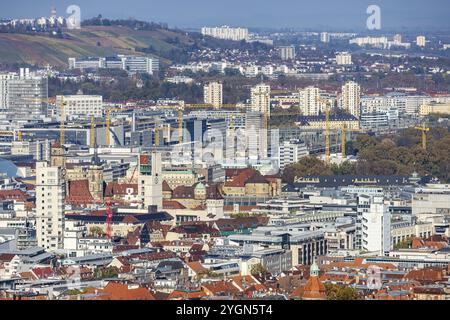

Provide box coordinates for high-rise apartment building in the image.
[201,26,249,41]
[250,84,271,116]
[341,81,361,118]
[335,52,352,65]
[203,81,223,108]
[35,161,65,251]
[0,68,48,119]
[299,86,325,116]
[320,32,330,43]
[138,152,163,210]
[416,35,426,47]
[278,46,296,61]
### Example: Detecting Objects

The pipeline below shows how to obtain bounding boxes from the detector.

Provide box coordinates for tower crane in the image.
[316,96,332,164]
[415,123,430,150]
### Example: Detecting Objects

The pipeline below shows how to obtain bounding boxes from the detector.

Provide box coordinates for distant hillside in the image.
[0,25,197,67]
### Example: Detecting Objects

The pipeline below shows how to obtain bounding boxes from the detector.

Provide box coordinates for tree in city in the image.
[325,283,361,300]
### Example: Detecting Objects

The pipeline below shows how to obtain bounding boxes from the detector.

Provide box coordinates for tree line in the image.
[282,127,450,183]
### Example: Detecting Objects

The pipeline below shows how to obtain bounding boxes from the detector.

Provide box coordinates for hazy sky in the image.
[2,0,450,31]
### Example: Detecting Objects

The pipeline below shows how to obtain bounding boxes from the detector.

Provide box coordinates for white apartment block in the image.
[336,52,352,65]
[201,26,249,41]
[358,195,391,255]
[416,36,426,47]
[349,36,389,48]
[278,46,296,61]
[0,68,47,119]
[341,81,361,118]
[203,81,223,108]
[298,86,328,116]
[320,32,330,43]
[56,94,103,118]
[250,84,271,116]
[361,94,450,116]
[35,161,65,251]
[278,139,309,170]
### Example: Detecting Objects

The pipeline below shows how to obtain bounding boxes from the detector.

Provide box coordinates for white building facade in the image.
[35,161,65,251]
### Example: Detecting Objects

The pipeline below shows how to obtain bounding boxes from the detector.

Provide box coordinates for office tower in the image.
[341,81,361,118]
[278,46,296,61]
[203,81,223,108]
[278,139,309,170]
[201,26,249,41]
[299,86,323,116]
[56,94,103,118]
[320,32,330,43]
[121,55,159,75]
[0,68,48,119]
[138,152,163,210]
[416,35,426,47]
[250,84,271,116]
[335,52,352,65]
[245,111,267,162]
[0,72,15,112]
[35,161,65,251]
[358,195,391,255]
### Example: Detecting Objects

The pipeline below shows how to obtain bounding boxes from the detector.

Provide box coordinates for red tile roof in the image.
[104,183,138,197]
[85,282,156,300]
[162,180,172,192]
[202,281,241,296]
[0,190,29,202]
[163,200,186,209]
[66,180,94,205]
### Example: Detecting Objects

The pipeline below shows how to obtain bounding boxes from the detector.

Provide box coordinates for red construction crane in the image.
[105,199,113,239]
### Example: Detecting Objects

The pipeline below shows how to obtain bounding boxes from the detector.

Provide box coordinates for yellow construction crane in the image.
[316,96,332,164]
[415,123,430,150]
[155,126,160,146]
[90,115,95,148]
